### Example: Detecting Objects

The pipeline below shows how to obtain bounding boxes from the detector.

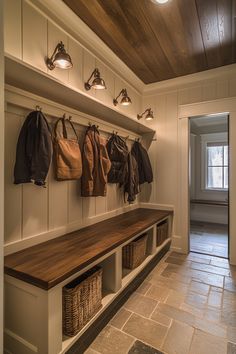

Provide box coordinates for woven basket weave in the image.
[122,233,148,269]
[63,266,102,337]
[156,220,168,246]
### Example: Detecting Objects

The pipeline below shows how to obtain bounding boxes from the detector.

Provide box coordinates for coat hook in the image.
[35,105,42,111]
[62,113,66,119]
[68,115,72,121]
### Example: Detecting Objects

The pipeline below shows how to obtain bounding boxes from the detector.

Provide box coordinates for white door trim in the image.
[178,97,236,265]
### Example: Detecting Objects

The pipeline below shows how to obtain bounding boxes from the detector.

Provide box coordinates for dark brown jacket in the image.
[81,125,111,197]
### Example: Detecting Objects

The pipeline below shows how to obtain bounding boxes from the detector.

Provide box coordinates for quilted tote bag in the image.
[54,117,82,181]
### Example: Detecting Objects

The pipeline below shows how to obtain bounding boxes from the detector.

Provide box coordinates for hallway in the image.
[86,251,236,354]
[190,222,228,258]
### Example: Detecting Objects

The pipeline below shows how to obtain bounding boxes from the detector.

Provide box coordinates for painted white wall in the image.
[140,74,236,262]
[0,0,4,351]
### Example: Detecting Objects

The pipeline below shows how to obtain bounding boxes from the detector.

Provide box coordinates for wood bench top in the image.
[4,208,172,290]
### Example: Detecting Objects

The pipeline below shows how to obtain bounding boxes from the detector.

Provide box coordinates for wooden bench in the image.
[4,208,173,354]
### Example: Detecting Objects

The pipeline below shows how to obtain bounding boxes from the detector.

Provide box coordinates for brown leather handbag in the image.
[53,117,82,181]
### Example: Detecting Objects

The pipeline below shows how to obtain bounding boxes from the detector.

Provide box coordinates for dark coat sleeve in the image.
[14,111,52,186]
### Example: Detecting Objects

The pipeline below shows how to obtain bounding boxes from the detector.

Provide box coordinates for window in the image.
[206,143,228,190]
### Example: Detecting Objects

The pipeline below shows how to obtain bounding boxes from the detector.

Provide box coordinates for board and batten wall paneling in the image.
[4,112,22,244]
[4,105,137,252]
[4,0,22,59]
[22,1,47,73]
[68,38,84,92]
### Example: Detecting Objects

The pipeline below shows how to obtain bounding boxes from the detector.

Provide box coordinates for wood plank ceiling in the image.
[63,0,236,84]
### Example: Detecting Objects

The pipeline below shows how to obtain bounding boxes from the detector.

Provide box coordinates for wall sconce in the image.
[84,68,106,90]
[46,41,73,70]
[137,108,154,121]
[113,89,132,106]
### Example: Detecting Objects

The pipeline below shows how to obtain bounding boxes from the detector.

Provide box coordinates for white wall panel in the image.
[68,38,83,92]
[178,89,189,105]
[4,112,22,244]
[202,81,217,101]
[4,0,22,59]
[48,169,68,230]
[22,183,48,239]
[216,79,229,99]
[22,1,47,72]
[82,197,96,219]
[95,196,107,216]
[47,21,69,83]
[68,180,83,224]
[229,78,236,97]
[188,86,202,103]
[83,49,96,98]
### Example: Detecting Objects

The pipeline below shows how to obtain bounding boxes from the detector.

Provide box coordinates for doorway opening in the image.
[189,114,229,258]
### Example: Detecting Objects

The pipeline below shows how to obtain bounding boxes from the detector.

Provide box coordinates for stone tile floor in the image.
[85,251,236,354]
[190,221,228,258]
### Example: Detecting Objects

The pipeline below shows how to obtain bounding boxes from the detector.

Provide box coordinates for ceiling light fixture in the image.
[137,108,154,121]
[46,41,73,70]
[84,68,106,90]
[113,89,132,106]
[151,0,169,4]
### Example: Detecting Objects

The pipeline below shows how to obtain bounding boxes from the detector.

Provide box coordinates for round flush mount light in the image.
[151,0,169,4]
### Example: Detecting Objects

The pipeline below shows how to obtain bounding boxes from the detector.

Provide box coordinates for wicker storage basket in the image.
[122,233,148,269]
[156,220,169,246]
[63,266,102,337]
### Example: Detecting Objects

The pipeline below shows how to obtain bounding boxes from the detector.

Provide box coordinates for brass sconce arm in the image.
[84,68,98,90]
[113,89,126,106]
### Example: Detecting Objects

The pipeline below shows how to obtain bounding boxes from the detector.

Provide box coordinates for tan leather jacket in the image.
[81,125,111,197]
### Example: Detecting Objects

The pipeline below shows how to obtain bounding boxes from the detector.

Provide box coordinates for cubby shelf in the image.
[61,235,171,354]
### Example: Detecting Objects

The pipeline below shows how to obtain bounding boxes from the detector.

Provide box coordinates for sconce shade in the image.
[53,51,73,69]
[91,76,106,89]
[46,41,73,70]
[84,68,106,90]
[113,88,132,106]
[145,110,154,120]
[121,95,132,106]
